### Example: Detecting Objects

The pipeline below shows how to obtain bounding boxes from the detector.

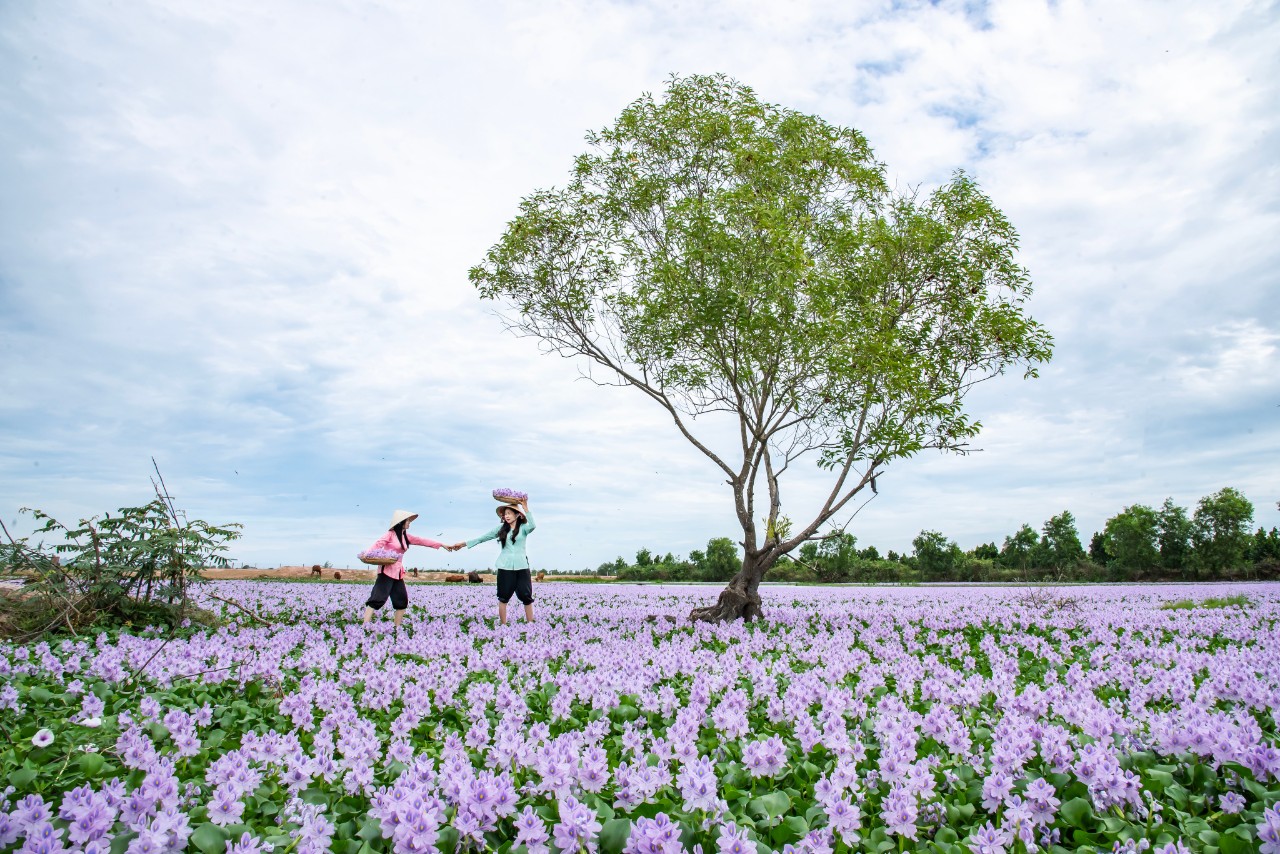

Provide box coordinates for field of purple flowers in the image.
[1,582,1278,854]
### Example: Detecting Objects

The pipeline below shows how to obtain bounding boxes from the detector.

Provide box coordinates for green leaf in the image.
[191,823,229,854]
[357,817,382,842]
[1218,831,1254,854]
[599,818,632,854]
[1059,797,1093,829]
[28,687,54,703]
[778,815,809,839]
[748,791,791,819]
[9,767,38,788]
[78,752,105,777]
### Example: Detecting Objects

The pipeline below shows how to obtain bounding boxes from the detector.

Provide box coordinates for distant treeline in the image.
[599,487,1280,583]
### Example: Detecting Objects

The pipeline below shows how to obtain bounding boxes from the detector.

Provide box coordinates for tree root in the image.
[688,584,764,623]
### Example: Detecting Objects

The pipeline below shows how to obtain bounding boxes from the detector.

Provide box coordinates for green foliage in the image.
[912,530,965,581]
[1103,504,1160,579]
[798,532,859,583]
[1249,526,1280,563]
[999,524,1038,571]
[1039,510,1086,569]
[1,498,240,638]
[469,72,1052,590]
[1192,487,1254,575]
[1160,594,1250,611]
[698,537,741,582]
[1156,498,1194,576]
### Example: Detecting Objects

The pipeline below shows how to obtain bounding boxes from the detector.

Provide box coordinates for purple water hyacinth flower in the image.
[514,805,550,854]
[741,735,787,778]
[0,812,17,849]
[966,821,1010,854]
[824,796,861,845]
[492,488,527,501]
[716,822,754,854]
[19,820,66,853]
[206,786,245,826]
[1219,791,1245,814]
[224,830,273,853]
[30,729,54,748]
[1259,802,1280,854]
[981,770,1012,812]
[624,813,683,854]
[552,794,602,853]
[880,785,918,839]
[13,794,53,831]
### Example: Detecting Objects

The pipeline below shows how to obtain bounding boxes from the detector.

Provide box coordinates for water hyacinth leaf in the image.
[436,826,459,851]
[1218,830,1255,854]
[191,823,228,854]
[9,767,37,788]
[776,815,808,841]
[28,687,54,703]
[357,817,382,842]
[935,827,960,844]
[1059,797,1093,828]
[749,790,791,819]
[77,752,104,776]
[1146,769,1175,791]
[599,817,632,854]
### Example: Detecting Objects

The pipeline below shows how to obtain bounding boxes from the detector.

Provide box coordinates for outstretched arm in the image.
[464,526,502,549]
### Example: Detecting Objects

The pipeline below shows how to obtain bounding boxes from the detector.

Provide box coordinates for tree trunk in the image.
[689,553,775,623]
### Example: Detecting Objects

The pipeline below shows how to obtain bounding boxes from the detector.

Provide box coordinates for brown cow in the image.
[535,570,546,582]
[445,574,466,583]
[310,565,322,577]
[467,571,483,584]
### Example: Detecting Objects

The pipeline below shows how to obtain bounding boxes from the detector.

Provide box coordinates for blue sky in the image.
[2,0,1277,573]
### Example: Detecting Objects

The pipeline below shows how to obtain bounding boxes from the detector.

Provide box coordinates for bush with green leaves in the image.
[1,498,240,637]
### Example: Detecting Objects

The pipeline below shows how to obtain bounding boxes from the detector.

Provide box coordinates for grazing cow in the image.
[310,565,322,577]
[333,571,342,580]
[410,567,419,577]
[445,574,466,583]
[535,570,546,582]
[467,571,483,584]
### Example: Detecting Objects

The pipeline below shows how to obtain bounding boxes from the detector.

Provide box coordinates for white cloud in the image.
[2,0,1278,571]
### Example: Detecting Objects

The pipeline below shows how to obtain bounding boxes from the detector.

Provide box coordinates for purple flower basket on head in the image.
[492,488,527,505]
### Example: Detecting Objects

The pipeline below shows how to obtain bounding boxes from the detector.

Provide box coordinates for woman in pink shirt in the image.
[362,509,445,628]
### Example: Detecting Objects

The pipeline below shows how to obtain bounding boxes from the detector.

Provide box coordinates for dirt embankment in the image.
[200,566,496,583]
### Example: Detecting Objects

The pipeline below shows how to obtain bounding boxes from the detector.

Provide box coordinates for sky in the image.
[2,0,1277,574]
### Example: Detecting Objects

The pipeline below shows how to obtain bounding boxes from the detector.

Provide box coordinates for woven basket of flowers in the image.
[358,549,399,567]
[492,488,527,505]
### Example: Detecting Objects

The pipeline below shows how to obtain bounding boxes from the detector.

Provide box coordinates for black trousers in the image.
[496,569,534,604]
[366,572,409,610]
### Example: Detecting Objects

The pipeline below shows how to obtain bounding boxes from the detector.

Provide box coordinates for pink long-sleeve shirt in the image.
[366,531,444,580]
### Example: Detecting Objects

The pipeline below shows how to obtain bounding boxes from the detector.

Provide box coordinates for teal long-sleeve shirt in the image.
[465,509,536,570]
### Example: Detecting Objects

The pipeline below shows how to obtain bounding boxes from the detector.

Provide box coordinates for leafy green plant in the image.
[1,496,240,638]
[1160,594,1251,611]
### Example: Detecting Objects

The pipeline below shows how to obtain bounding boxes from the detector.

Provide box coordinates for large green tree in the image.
[470,74,1052,620]
[1039,510,1086,570]
[1155,498,1193,577]
[1192,487,1254,575]
[1103,504,1159,579]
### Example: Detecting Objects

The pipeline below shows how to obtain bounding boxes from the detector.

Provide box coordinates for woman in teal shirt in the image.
[452,497,536,625]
